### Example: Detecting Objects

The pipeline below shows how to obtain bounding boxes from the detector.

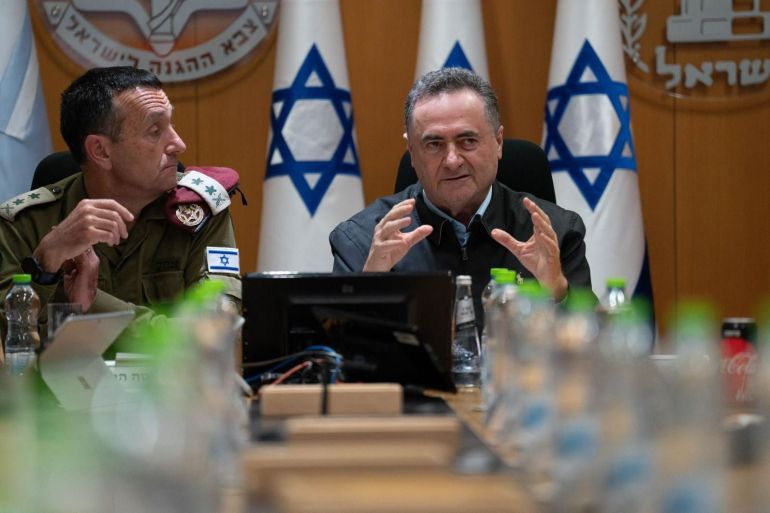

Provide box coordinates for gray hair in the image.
[404,67,500,133]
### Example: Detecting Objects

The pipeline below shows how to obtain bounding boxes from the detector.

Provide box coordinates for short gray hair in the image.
[404,67,500,133]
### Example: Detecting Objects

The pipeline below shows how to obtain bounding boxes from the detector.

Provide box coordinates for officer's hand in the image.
[34,199,134,273]
[62,247,100,312]
[491,197,568,301]
[363,198,432,272]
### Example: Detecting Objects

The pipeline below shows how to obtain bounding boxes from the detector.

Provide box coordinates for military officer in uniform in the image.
[0,66,241,340]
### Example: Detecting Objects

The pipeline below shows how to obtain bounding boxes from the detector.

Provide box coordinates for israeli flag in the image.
[206,247,240,274]
[542,0,653,303]
[257,0,364,272]
[415,0,489,79]
[0,0,52,202]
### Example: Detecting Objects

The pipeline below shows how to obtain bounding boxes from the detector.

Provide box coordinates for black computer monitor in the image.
[241,272,455,392]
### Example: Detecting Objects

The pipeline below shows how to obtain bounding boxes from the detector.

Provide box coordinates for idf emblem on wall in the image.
[34,0,279,82]
[620,0,770,100]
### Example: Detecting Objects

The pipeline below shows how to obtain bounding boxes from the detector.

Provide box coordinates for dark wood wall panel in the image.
[675,107,770,318]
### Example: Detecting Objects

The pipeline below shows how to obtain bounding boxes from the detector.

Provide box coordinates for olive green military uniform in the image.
[0,173,241,339]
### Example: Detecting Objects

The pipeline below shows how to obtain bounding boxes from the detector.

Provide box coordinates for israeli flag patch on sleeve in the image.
[206,247,240,274]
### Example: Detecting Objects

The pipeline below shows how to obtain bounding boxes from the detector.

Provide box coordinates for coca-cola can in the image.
[720,317,758,407]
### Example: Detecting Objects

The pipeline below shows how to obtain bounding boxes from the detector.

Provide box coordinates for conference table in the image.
[231,387,537,513]
[223,387,766,513]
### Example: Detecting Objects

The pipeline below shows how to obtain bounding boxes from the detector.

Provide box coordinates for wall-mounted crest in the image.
[34,0,279,82]
[620,0,770,101]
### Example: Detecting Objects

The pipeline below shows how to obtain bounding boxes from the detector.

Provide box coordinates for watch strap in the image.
[21,256,62,285]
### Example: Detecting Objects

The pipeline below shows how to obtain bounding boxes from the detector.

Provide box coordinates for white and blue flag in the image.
[543,0,653,303]
[206,247,240,275]
[415,0,488,79]
[0,0,52,202]
[257,0,364,272]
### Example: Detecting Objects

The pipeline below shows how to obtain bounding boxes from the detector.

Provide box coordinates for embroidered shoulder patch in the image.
[179,171,230,215]
[0,188,58,221]
[206,246,240,274]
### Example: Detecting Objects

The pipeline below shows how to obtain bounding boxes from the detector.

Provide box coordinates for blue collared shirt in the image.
[422,186,493,247]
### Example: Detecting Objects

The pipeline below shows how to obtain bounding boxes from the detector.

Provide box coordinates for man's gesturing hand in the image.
[363,198,432,272]
[33,199,134,274]
[62,247,100,311]
[491,197,568,301]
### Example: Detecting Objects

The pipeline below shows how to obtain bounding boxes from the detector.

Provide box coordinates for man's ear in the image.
[83,134,112,170]
[496,125,504,160]
[404,131,416,168]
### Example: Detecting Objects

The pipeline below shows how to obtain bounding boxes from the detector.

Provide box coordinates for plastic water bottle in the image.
[653,302,726,513]
[480,267,507,396]
[452,275,481,388]
[4,274,40,375]
[602,277,627,313]
[499,280,556,461]
[549,288,602,510]
[481,268,508,315]
[480,268,508,347]
[597,301,657,513]
[482,270,516,419]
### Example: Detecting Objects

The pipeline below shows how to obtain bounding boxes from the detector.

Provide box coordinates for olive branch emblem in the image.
[619,0,649,73]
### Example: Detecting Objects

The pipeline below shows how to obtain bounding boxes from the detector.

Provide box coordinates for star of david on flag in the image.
[543,0,653,312]
[443,42,473,71]
[258,0,364,272]
[206,247,240,274]
[415,0,488,79]
[266,44,360,216]
[544,40,636,211]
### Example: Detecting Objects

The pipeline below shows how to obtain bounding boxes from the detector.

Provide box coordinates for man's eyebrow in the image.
[421,133,444,143]
[144,108,171,124]
[421,130,481,143]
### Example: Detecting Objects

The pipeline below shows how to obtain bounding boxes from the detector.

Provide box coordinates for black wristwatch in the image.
[21,256,62,285]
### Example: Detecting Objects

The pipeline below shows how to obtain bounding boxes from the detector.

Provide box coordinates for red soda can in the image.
[720,317,758,407]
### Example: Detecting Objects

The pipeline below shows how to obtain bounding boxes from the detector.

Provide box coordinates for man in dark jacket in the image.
[329,68,592,312]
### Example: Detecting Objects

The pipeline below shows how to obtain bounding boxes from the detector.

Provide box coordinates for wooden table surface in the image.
[230,387,768,513]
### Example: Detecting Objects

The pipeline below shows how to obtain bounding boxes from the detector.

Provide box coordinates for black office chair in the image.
[31,152,81,189]
[394,138,556,203]
[31,151,185,189]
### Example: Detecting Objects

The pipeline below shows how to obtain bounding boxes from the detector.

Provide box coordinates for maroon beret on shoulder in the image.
[165,166,240,233]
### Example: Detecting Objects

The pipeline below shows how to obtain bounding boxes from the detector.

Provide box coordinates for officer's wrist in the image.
[32,244,62,274]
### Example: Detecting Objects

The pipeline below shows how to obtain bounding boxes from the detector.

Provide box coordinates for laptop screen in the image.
[39,311,135,411]
[241,272,455,392]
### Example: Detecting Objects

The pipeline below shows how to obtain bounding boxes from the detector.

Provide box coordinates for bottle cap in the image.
[670,300,718,340]
[456,275,472,286]
[183,279,227,309]
[518,279,550,299]
[606,277,626,289]
[611,298,652,326]
[489,268,507,280]
[563,288,596,312]
[12,274,32,284]
[496,270,516,285]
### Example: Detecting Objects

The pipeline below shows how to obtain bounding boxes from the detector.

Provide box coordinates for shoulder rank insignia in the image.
[177,169,231,215]
[165,166,240,234]
[0,187,58,221]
